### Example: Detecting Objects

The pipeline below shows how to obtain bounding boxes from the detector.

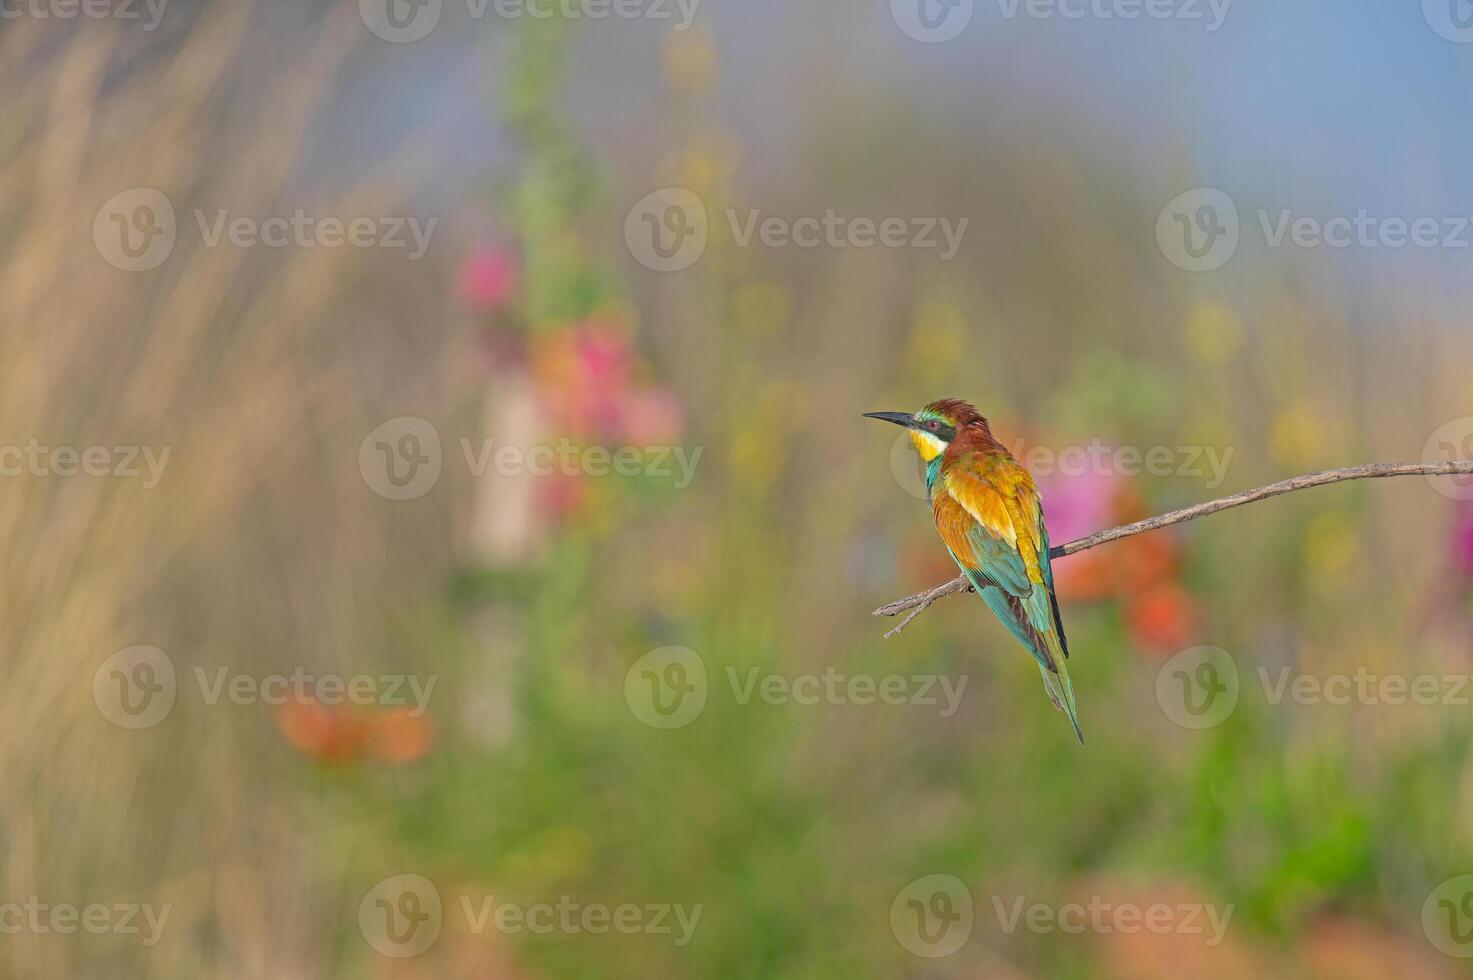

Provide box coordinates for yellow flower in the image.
[1303,510,1359,582]
[1271,402,1329,469]
[904,300,965,386]
[662,31,715,92]
[1186,302,1243,365]
[734,281,791,337]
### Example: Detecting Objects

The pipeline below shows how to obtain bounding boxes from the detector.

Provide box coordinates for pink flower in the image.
[620,388,684,444]
[1037,464,1121,544]
[537,472,587,524]
[533,321,635,438]
[458,245,519,311]
[1452,509,1473,577]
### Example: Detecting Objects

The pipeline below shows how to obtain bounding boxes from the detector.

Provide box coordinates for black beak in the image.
[863,411,918,429]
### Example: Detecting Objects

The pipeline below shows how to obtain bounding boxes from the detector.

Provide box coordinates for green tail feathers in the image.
[1038,659,1083,744]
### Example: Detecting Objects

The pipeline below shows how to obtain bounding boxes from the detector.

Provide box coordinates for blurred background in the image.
[6,0,1473,976]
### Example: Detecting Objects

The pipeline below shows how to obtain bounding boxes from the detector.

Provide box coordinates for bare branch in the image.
[873,460,1473,634]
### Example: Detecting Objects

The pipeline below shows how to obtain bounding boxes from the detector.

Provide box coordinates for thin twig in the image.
[874,460,1473,635]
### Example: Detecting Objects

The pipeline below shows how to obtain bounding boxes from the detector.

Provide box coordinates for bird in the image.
[865,398,1082,743]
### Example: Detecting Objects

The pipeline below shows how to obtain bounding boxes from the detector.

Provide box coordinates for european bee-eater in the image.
[865,398,1082,743]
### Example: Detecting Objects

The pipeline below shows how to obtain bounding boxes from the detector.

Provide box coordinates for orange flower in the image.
[275,699,370,765]
[1052,549,1117,602]
[369,707,436,765]
[1125,582,1201,655]
[275,700,435,766]
[1115,531,1181,592]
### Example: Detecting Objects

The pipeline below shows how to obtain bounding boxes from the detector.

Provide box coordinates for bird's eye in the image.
[927,420,939,431]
